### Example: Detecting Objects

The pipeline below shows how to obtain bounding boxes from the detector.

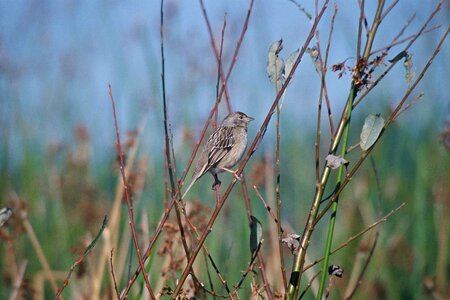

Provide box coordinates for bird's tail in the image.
[181,176,198,200]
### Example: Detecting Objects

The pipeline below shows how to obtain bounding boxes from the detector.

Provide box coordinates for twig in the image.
[304,203,405,271]
[159,2,202,296]
[107,118,147,285]
[199,0,232,115]
[200,4,290,297]
[160,0,178,207]
[8,260,27,300]
[214,14,228,126]
[240,173,273,300]
[108,85,155,299]
[289,2,384,298]
[110,249,120,300]
[344,232,379,299]
[55,216,108,299]
[371,25,440,56]
[357,0,369,36]
[230,241,264,296]
[392,92,424,121]
[92,226,112,298]
[257,251,274,300]
[253,186,285,234]
[356,0,365,62]
[315,27,449,221]
[385,26,449,127]
[319,25,450,218]
[298,269,321,299]
[354,1,444,109]
[373,12,416,56]
[314,2,338,180]
[274,46,288,292]
[380,0,399,23]
[173,2,329,298]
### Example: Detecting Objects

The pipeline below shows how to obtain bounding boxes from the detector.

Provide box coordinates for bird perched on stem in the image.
[182,111,254,199]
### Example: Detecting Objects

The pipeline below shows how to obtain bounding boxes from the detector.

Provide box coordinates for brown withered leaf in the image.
[325,154,349,169]
[282,233,301,255]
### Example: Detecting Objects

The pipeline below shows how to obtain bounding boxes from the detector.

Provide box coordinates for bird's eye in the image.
[239,115,243,119]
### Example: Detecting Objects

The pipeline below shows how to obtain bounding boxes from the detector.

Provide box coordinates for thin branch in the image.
[8,260,27,300]
[317,29,448,222]
[110,249,120,300]
[392,92,424,121]
[199,0,232,115]
[172,2,329,298]
[370,25,440,56]
[214,14,228,127]
[315,3,338,180]
[253,186,285,234]
[230,242,264,297]
[356,0,365,62]
[357,0,369,36]
[274,50,288,293]
[298,269,321,299]
[344,232,379,299]
[354,0,444,109]
[380,0,399,22]
[159,1,202,296]
[304,203,405,271]
[385,27,449,128]
[256,251,274,300]
[55,216,108,299]
[108,85,155,300]
[288,2,384,298]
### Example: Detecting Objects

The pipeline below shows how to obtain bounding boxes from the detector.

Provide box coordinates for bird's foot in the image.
[221,167,242,181]
[211,179,221,190]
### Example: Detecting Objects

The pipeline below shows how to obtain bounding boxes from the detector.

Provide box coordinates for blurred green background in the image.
[0,1,449,299]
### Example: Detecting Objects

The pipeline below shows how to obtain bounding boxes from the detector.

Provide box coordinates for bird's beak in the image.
[246,116,254,122]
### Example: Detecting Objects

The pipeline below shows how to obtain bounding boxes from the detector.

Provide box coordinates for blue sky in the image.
[0,1,448,166]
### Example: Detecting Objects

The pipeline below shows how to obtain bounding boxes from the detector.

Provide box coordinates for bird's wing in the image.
[207,126,235,166]
[192,126,235,180]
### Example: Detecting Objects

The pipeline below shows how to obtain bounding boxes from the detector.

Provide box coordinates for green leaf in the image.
[360,114,384,151]
[250,216,262,254]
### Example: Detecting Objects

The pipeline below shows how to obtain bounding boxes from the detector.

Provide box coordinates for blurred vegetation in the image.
[0,110,449,298]
[1,1,449,299]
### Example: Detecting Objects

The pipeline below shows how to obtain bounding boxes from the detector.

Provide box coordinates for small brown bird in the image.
[182,111,254,199]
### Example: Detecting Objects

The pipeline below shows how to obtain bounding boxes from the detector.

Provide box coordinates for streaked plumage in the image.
[182,111,253,199]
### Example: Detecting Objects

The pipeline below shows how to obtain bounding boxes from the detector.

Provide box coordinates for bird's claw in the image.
[212,179,221,190]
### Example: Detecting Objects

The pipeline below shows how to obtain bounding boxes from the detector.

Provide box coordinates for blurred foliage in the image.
[0,113,448,298]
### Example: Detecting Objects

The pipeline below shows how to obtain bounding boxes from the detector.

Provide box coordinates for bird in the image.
[182,111,254,199]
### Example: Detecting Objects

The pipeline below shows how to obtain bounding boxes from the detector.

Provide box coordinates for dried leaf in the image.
[388,50,407,63]
[328,265,344,277]
[360,114,384,151]
[282,233,301,255]
[325,154,349,169]
[267,40,285,84]
[283,49,299,80]
[250,216,262,254]
[307,47,321,73]
[404,52,415,84]
[0,207,12,227]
